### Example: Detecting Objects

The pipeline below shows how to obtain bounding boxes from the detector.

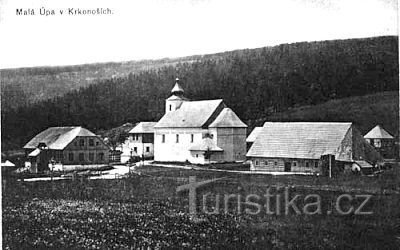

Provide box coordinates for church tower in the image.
[165,78,188,114]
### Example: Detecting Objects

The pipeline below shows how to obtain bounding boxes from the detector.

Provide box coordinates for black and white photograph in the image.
[0,0,399,249]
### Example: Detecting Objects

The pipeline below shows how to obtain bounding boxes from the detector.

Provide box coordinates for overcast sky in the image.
[0,0,398,69]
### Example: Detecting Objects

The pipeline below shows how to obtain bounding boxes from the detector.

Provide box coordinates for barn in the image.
[246,122,382,174]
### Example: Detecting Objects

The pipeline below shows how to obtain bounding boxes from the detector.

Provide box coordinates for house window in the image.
[68,153,74,162]
[191,134,194,143]
[89,153,94,161]
[196,154,199,158]
[89,139,94,146]
[134,147,137,153]
[274,161,278,166]
[79,139,85,146]
[74,142,78,146]
[264,161,268,165]
[374,139,381,148]
[176,134,179,143]
[255,160,259,166]
[99,152,104,161]
[305,161,310,168]
[96,141,100,146]
[314,161,318,168]
[79,153,84,161]
[162,134,165,143]
[292,161,297,167]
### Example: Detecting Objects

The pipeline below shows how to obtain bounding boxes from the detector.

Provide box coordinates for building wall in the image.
[249,157,321,173]
[154,128,207,162]
[63,136,109,165]
[121,133,155,163]
[351,127,382,163]
[211,127,247,162]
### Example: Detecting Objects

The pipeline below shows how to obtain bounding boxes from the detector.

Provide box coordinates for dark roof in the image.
[364,125,394,139]
[129,122,157,133]
[155,99,225,128]
[24,127,97,150]
[247,122,352,160]
[209,108,247,128]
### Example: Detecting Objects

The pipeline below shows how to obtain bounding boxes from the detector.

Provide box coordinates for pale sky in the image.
[0,0,398,69]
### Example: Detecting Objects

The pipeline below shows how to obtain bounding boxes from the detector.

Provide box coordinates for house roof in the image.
[246,122,353,160]
[364,125,394,139]
[354,160,374,168]
[189,137,223,152]
[23,127,97,150]
[129,122,157,134]
[155,99,225,128]
[1,160,15,167]
[209,108,247,128]
[246,127,262,143]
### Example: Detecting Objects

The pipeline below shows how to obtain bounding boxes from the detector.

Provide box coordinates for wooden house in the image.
[23,127,110,173]
[246,122,382,174]
[364,125,395,159]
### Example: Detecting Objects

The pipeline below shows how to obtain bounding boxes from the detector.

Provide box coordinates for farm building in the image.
[364,125,396,159]
[23,127,110,173]
[154,78,247,164]
[246,122,382,174]
[120,122,157,163]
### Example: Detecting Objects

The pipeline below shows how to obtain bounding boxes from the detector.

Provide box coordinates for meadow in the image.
[3,166,400,249]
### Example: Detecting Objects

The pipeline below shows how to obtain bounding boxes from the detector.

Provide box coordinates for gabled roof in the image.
[247,122,353,160]
[155,99,225,128]
[129,122,157,134]
[24,127,97,150]
[1,160,15,167]
[246,127,262,143]
[364,125,394,139]
[189,137,223,152]
[209,108,247,128]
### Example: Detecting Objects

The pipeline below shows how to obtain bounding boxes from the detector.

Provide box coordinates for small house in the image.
[364,125,395,159]
[120,122,157,163]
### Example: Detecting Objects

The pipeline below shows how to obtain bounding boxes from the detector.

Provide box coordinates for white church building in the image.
[154,78,247,164]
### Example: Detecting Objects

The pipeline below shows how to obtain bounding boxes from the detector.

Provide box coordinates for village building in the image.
[23,127,110,173]
[120,122,157,163]
[153,78,247,164]
[246,122,382,174]
[364,125,395,159]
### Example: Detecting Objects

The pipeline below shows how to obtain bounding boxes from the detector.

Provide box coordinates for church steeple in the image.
[165,77,188,114]
[171,78,184,96]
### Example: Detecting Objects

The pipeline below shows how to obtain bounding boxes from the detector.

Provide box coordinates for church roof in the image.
[246,127,263,143]
[364,125,394,139]
[129,122,157,134]
[24,127,97,150]
[209,108,247,128]
[171,79,184,94]
[166,95,189,101]
[247,122,353,160]
[189,137,223,152]
[155,99,225,128]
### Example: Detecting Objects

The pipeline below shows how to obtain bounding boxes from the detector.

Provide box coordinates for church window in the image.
[169,105,172,111]
[191,134,194,143]
[146,147,150,152]
[162,134,165,143]
[176,134,179,143]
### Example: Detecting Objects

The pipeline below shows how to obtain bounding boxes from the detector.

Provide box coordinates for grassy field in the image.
[3,166,400,249]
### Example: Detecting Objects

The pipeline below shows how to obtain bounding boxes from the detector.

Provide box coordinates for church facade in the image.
[154,79,247,164]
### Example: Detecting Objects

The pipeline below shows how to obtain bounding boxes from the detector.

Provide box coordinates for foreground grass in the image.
[3,166,400,249]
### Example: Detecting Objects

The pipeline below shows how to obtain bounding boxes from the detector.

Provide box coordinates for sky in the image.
[0,0,398,69]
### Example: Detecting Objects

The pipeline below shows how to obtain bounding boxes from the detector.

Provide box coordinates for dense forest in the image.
[1,36,398,151]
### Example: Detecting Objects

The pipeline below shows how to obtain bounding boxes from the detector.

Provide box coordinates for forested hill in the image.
[1,36,398,150]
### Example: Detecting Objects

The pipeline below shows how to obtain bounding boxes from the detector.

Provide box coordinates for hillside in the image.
[252,91,398,137]
[1,36,398,151]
